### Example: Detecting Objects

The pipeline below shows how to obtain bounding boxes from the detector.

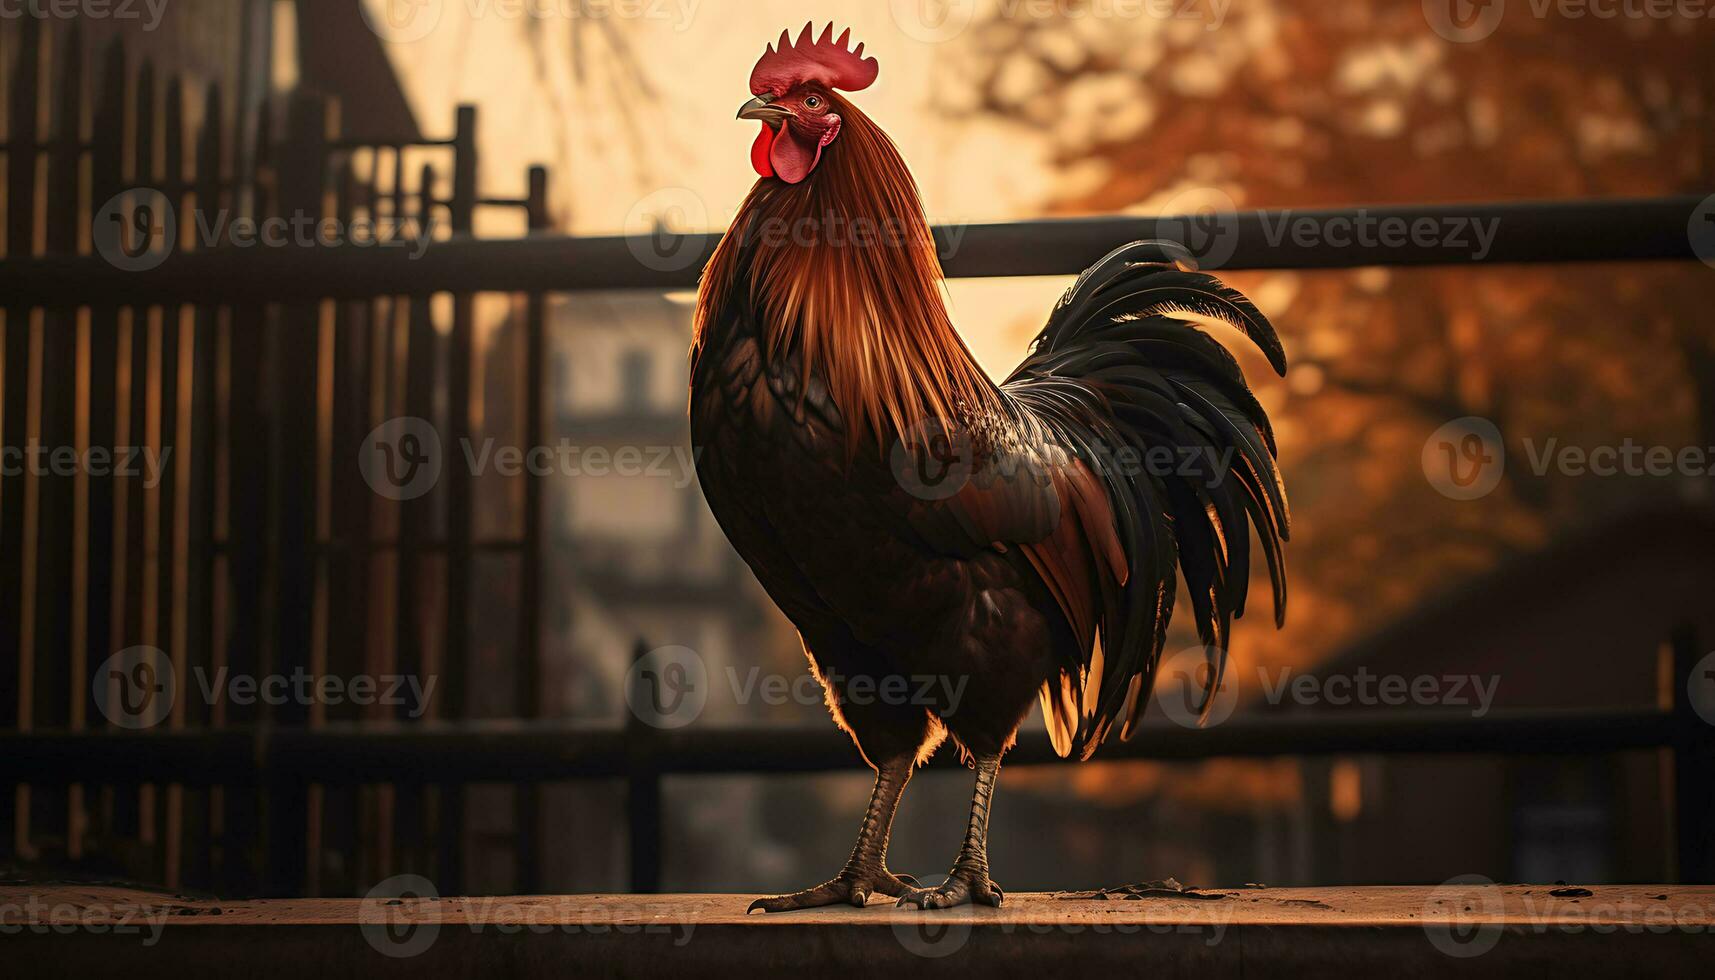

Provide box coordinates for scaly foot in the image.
[747,869,919,913]
[896,868,1004,909]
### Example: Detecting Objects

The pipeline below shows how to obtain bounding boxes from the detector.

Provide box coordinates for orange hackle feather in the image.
[694,91,1001,454]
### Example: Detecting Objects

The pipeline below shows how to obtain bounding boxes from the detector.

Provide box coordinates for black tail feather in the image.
[1006,240,1289,758]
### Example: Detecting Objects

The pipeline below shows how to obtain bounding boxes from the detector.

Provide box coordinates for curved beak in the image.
[737,95,793,125]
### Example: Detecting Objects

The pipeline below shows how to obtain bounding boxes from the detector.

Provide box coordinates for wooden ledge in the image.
[4,884,1710,978]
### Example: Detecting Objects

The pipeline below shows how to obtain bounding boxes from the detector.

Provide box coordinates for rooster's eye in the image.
[804,95,822,110]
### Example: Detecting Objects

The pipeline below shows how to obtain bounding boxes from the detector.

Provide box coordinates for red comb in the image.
[749,22,878,97]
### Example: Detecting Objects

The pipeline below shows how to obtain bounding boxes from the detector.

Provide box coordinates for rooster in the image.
[690,24,1289,912]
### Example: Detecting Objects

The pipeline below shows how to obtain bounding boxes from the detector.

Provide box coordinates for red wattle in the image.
[767,125,821,185]
[751,124,776,178]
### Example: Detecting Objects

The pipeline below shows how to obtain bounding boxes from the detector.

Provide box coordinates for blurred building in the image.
[1289,508,1715,886]
[476,291,798,730]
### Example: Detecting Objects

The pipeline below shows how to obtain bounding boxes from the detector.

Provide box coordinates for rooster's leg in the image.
[747,757,918,913]
[897,752,1005,909]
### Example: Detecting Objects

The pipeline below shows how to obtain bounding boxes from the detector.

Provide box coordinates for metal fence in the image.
[1,19,1711,897]
[0,21,549,896]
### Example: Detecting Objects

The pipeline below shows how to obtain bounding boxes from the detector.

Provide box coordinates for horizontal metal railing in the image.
[1,195,1705,305]
[0,706,1689,786]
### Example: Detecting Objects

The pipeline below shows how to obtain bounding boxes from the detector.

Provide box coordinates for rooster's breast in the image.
[690,329,1005,651]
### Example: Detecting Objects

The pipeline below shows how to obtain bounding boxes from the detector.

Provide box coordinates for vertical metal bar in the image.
[220,99,269,898]
[320,155,369,896]
[113,56,155,859]
[182,79,224,893]
[0,300,21,861]
[1,2,40,259]
[392,164,435,710]
[327,157,368,724]
[158,76,185,670]
[436,105,479,895]
[626,638,663,893]
[512,165,548,894]
[229,0,268,190]
[361,159,389,888]
[1674,625,1714,883]
[262,91,329,897]
[57,33,99,868]
[30,20,84,867]
[390,144,406,237]
[0,11,41,865]
[82,36,126,863]
[390,163,437,882]
[157,75,187,890]
[122,57,156,650]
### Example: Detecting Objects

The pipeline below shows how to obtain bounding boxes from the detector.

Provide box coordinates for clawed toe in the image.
[748,883,845,914]
[747,870,917,913]
[895,870,1004,910]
